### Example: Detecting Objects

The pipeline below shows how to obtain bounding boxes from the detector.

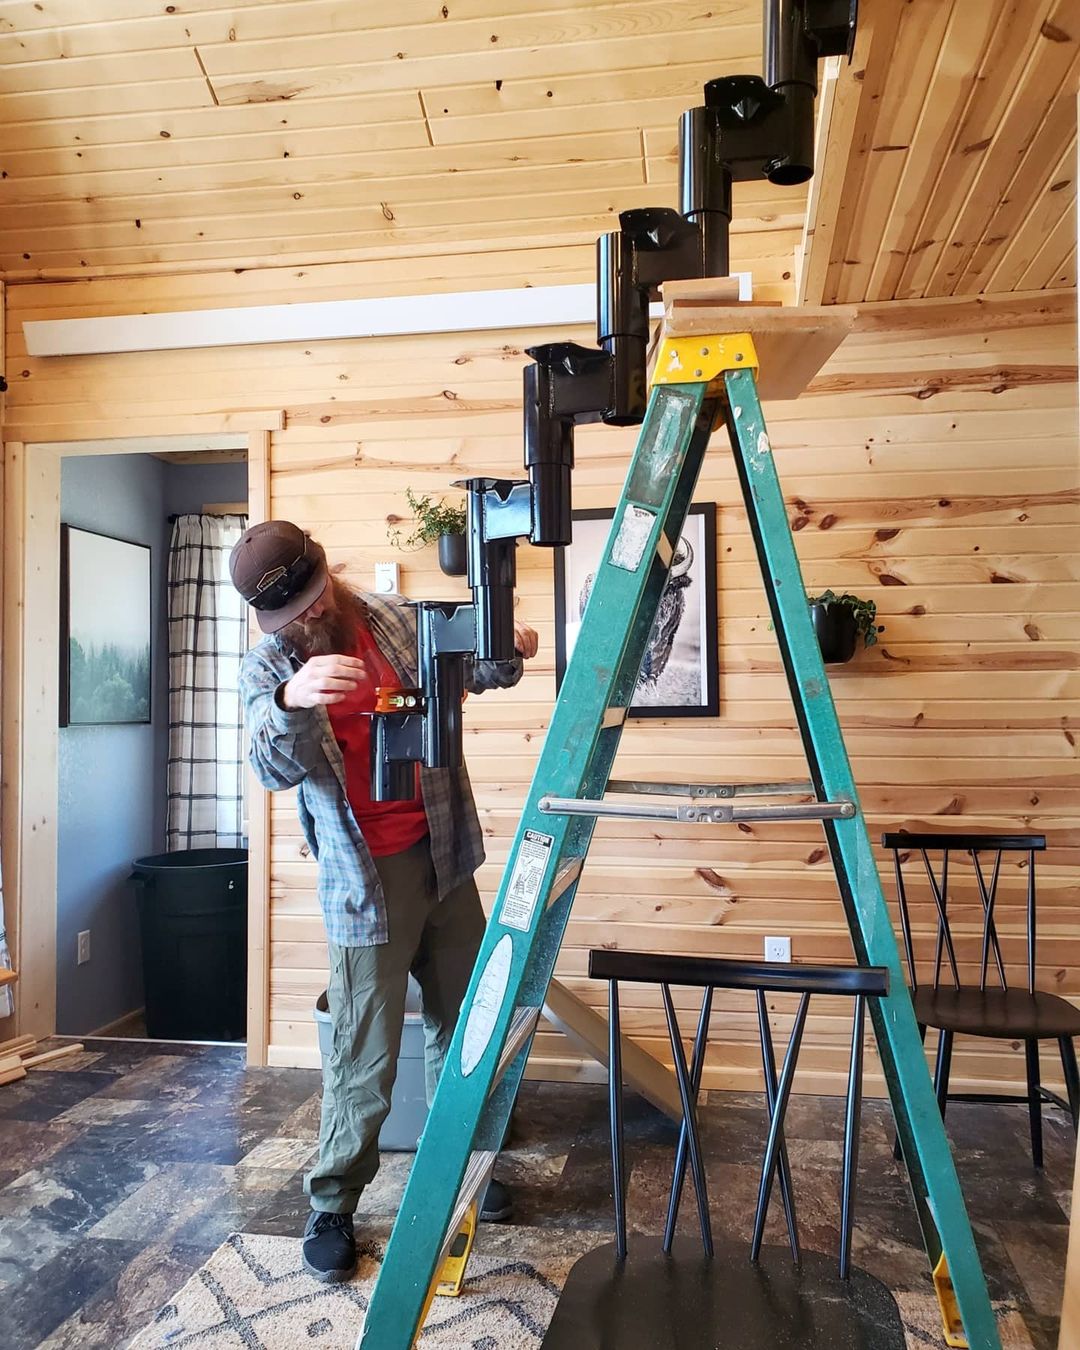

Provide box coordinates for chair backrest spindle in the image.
[892,850,918,991]
[920,847,959,989]
[971,848,1007,993]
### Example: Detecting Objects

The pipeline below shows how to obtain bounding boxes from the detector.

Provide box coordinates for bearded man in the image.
[230,520,538,1283]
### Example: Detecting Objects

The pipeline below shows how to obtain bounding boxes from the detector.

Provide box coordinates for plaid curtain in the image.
[167,514,249,851]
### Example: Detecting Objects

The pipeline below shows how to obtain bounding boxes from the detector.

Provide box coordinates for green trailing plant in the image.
[389,488,467,550]
[806,589,883,648]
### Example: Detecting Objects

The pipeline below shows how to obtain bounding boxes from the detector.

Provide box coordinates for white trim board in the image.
[30,433,249,455]
[23,276,753,358]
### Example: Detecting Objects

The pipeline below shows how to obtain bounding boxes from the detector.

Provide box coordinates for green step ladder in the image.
[356,328,1000,1350]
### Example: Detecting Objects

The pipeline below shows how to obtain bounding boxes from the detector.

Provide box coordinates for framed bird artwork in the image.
[553,501,719,719]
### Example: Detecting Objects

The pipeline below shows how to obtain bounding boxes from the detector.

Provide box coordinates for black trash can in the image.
[131,848,248,1041]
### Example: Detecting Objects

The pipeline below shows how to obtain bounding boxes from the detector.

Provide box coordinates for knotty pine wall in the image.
[4,258,1078,1096]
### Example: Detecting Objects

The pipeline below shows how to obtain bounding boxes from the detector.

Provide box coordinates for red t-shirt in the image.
[327,623,429,857]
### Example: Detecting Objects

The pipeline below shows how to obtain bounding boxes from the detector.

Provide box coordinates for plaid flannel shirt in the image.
[240,590,522,947]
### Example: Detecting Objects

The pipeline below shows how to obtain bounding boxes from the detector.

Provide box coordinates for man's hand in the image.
[280,654,367,710]
[513,620,539,660]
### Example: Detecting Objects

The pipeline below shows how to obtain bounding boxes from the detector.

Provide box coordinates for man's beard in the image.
[281,578,357,656]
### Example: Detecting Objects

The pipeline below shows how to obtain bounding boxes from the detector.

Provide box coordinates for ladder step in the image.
[494,1005,541,1087]
[437,1005,543,1269]
[548,857,584,908]
[439,1149,498,1266]
[538,795,856,824]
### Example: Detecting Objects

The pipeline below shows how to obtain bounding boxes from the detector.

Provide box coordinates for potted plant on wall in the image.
[807,589,883,664]
[390,489,468,576]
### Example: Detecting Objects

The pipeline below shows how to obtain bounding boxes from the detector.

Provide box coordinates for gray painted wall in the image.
[165,459,248,518]
[57,455,247,1034]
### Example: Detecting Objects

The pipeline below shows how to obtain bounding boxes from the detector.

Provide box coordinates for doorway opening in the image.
[56,444,250,1044]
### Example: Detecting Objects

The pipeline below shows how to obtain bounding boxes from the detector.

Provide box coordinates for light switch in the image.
[374,562,400,595]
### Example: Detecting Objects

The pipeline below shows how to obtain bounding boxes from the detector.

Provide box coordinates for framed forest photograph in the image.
[60,525,152,727]
[554,501,719,719]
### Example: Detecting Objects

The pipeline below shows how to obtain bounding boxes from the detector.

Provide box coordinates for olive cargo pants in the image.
[305,835,486,1214]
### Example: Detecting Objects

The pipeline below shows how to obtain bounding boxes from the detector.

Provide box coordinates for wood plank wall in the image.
[3,258,1078,1096]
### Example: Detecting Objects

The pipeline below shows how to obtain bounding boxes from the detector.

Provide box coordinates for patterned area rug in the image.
[128,1226,603,1349]
[128,1228,1036,1350]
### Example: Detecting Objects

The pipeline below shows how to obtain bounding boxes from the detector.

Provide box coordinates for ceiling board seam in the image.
[416,89,435,148]
[192,45,221,109]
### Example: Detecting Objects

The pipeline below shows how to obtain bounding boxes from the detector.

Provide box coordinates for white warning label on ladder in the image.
[500,829,554,932]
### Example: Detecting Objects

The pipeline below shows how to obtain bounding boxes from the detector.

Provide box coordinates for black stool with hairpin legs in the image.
[541,951,902,1350]
[882,831,1080,1169]
[591,950,888,1280]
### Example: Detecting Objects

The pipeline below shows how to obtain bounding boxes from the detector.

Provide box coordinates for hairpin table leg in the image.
[663,986,714,1253]
[608,978,628,1261]
[757,989,801,1264]
[751,993,809,1262]
[662,983,713,1256]
[840,994,866,1279]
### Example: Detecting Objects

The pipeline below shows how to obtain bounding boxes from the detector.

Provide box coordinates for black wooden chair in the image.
[881,830,1080,1168]
[588,949,888,1279]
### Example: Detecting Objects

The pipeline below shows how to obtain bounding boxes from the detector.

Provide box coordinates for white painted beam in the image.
[23,277,753,358]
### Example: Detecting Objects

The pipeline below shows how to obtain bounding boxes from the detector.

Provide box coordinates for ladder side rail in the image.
[719,364,999,1350]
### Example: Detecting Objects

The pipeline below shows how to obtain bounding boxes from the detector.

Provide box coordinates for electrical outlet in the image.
[374,562,400,595]
[77,930,91,965]
[764,935,791,963]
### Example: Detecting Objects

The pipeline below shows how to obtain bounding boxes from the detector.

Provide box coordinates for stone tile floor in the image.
[0,1037,1073,1348]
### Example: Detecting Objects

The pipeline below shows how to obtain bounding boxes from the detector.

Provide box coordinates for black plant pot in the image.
[438,532,468,577]
[810,602,858,664]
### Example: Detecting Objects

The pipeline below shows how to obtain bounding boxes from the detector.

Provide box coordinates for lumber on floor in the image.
[0,1036,85,1086]
[542,978,682,1121]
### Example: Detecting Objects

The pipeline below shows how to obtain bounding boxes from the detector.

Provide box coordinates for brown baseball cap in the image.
[229,520,329,634]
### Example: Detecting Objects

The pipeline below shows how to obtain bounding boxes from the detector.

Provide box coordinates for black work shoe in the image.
[479,1178,513,1223]
[302,1210,357,1283]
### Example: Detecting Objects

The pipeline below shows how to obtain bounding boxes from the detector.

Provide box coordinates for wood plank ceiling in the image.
[0,0,806,280]
[805,0,1079,301]
[0,0,1076,296]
